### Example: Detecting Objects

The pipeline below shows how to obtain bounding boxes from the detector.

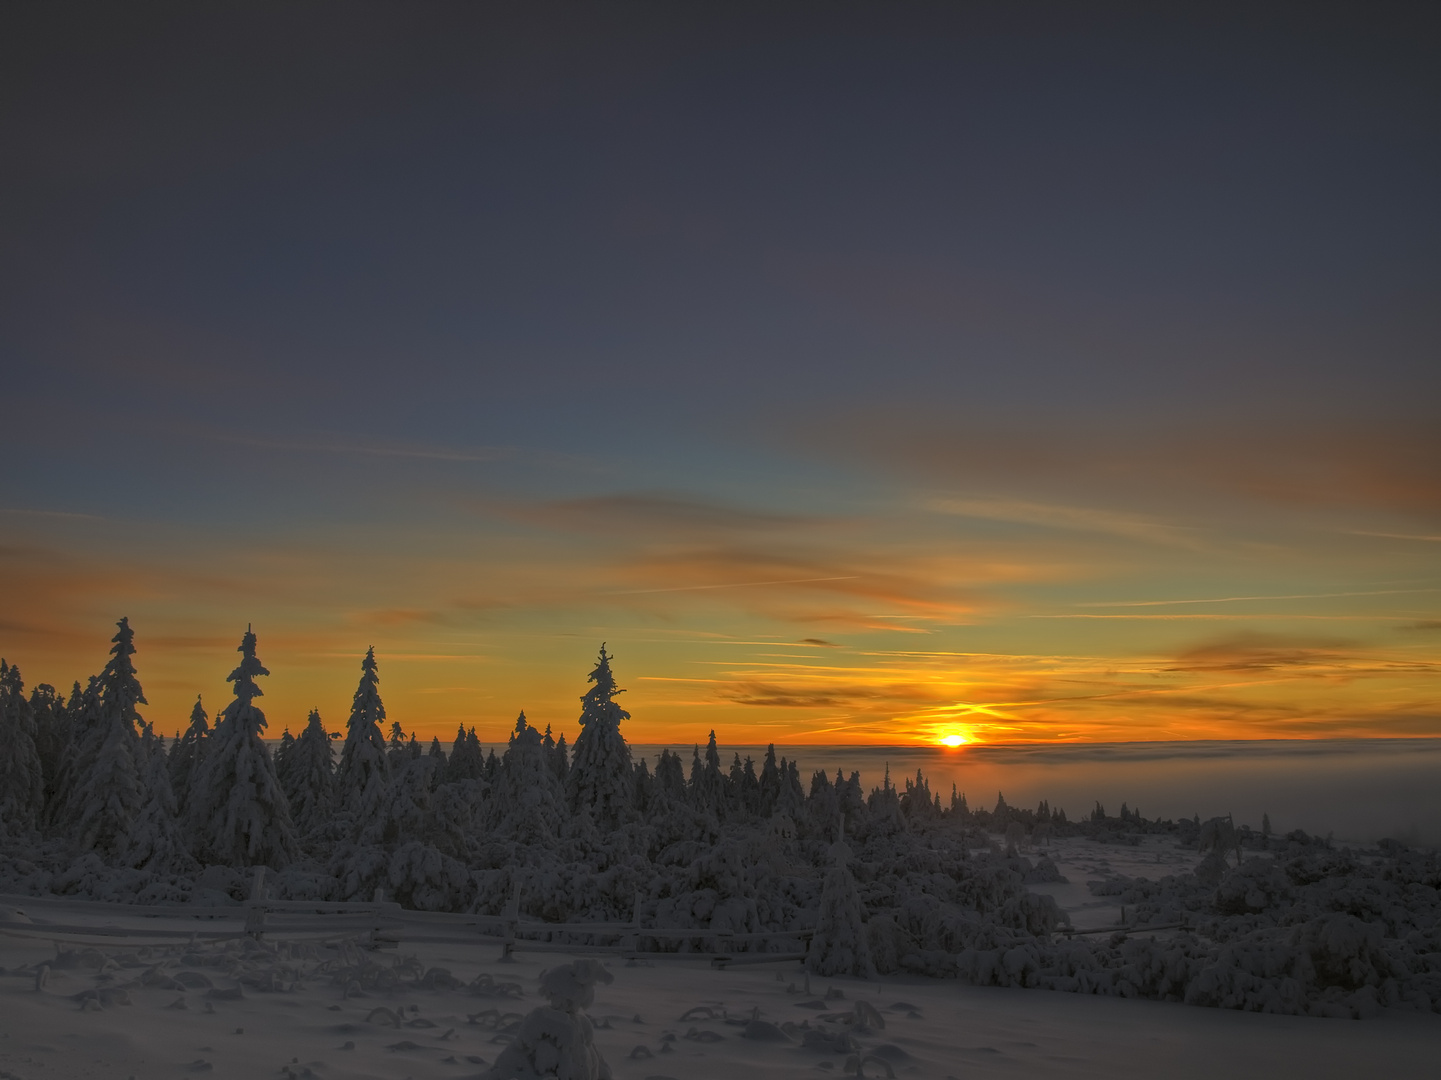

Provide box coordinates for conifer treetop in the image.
[187,695,209,735]
[226,625,270,709]
[349,646,385,728]
[100,616,148,722]
[580,644,628,721]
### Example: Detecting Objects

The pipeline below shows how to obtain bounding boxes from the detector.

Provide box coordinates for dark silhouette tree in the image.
[69,619,146,857]
[188,626,298,867]
[566,645,634,830]
[335,647,390,842]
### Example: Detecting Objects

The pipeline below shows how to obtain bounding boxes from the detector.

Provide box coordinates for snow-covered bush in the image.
[484,960,614,1080]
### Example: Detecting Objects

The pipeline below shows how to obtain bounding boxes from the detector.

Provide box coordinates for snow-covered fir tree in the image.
[692,730,726,815]
[334,646,390,843]
[0,661,44,833]
[758,743,781,815]
[188,626,298,868]
[48,679,94,832]
[494,711,567,844]
[274,727,297,788]
[283,708,335,838]
[551,731,569,783]
[387,720,410,767]
[126,730,193,873]
[806,838,875,977]
[446,724,485,782]
[565,644,635,830]
[67,619,147,858]
[28,681,69,820]
[653,749,686,803]
[168,695,209,816]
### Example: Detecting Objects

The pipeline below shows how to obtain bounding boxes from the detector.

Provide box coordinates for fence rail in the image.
[0,875,813,966]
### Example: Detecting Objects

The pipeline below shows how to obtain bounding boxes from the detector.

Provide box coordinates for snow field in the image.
[2,924,1438,1080]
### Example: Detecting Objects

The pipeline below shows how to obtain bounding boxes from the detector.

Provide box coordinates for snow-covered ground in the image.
[3,837,1437,1080]
[1026,833,1201,931]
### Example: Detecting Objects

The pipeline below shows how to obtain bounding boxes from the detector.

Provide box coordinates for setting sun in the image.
[940,733,968,747]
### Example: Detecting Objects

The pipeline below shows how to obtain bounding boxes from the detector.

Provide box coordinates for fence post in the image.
[622,890,642,958]
[500,877,520,962]
[244,866,267,939]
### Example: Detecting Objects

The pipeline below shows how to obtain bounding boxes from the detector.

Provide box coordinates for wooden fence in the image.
[0,870,811,967]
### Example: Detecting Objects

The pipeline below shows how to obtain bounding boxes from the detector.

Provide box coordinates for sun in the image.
[939,733,968,747]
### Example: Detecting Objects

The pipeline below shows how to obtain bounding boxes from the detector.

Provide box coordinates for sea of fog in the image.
[615,739,1441,847]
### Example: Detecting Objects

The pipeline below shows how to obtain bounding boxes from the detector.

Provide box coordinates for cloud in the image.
[1165,634,1358,674]
[718,681,905,709]
[0,508,103,520]
[1399,621,1441,632]
[928,497,1198,546]
[1160,633,1436,681]
[599,545,987,630]
[499,492,827,537]
[793,410,1441,518]
[207,431,518,464]
[1080,587,1441,608]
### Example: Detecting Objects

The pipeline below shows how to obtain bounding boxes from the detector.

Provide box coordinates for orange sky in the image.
[3,440,1438,747]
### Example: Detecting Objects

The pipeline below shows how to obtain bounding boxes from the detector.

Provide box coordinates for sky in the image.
[2,3,1438,747]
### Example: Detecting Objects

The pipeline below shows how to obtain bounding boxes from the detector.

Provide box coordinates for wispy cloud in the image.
[206,432,518,463]
[608,575,860,596]
[500,492,829,537]
[928,497,1198,546]
[796,409,1441,516]
[1078,587,1441,608]
[0,508,103,520]
[1348,531,1441,543]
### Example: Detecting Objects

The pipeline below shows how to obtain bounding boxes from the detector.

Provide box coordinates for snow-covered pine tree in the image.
[632,757,653,815]
[689,745,704,803]
[188,626,299,868]
[29,681,70,824]
[739,755,759,816]
[334,647,390,843]
[0,661,44,833]
[168,695,209,817]
[779,757,806,818]
[758,743,780,815]
[126,728,193,872]
[700,730,725,814]
[728,752,745,815]
[565,644,635,830]
[654,749,686,802]
[284,708,336,839]
[381,750,435,845]
[806,839,875,977]
[951,786,969,817]
[445,724,477,782]
[50,678,97,833]
[426,735,447,789]
[552,732,569,783]
[494,711,567,843]
[274,727,297,789]
[806,768,839,837]
[68,619,147,858]
[387,720,409,766]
